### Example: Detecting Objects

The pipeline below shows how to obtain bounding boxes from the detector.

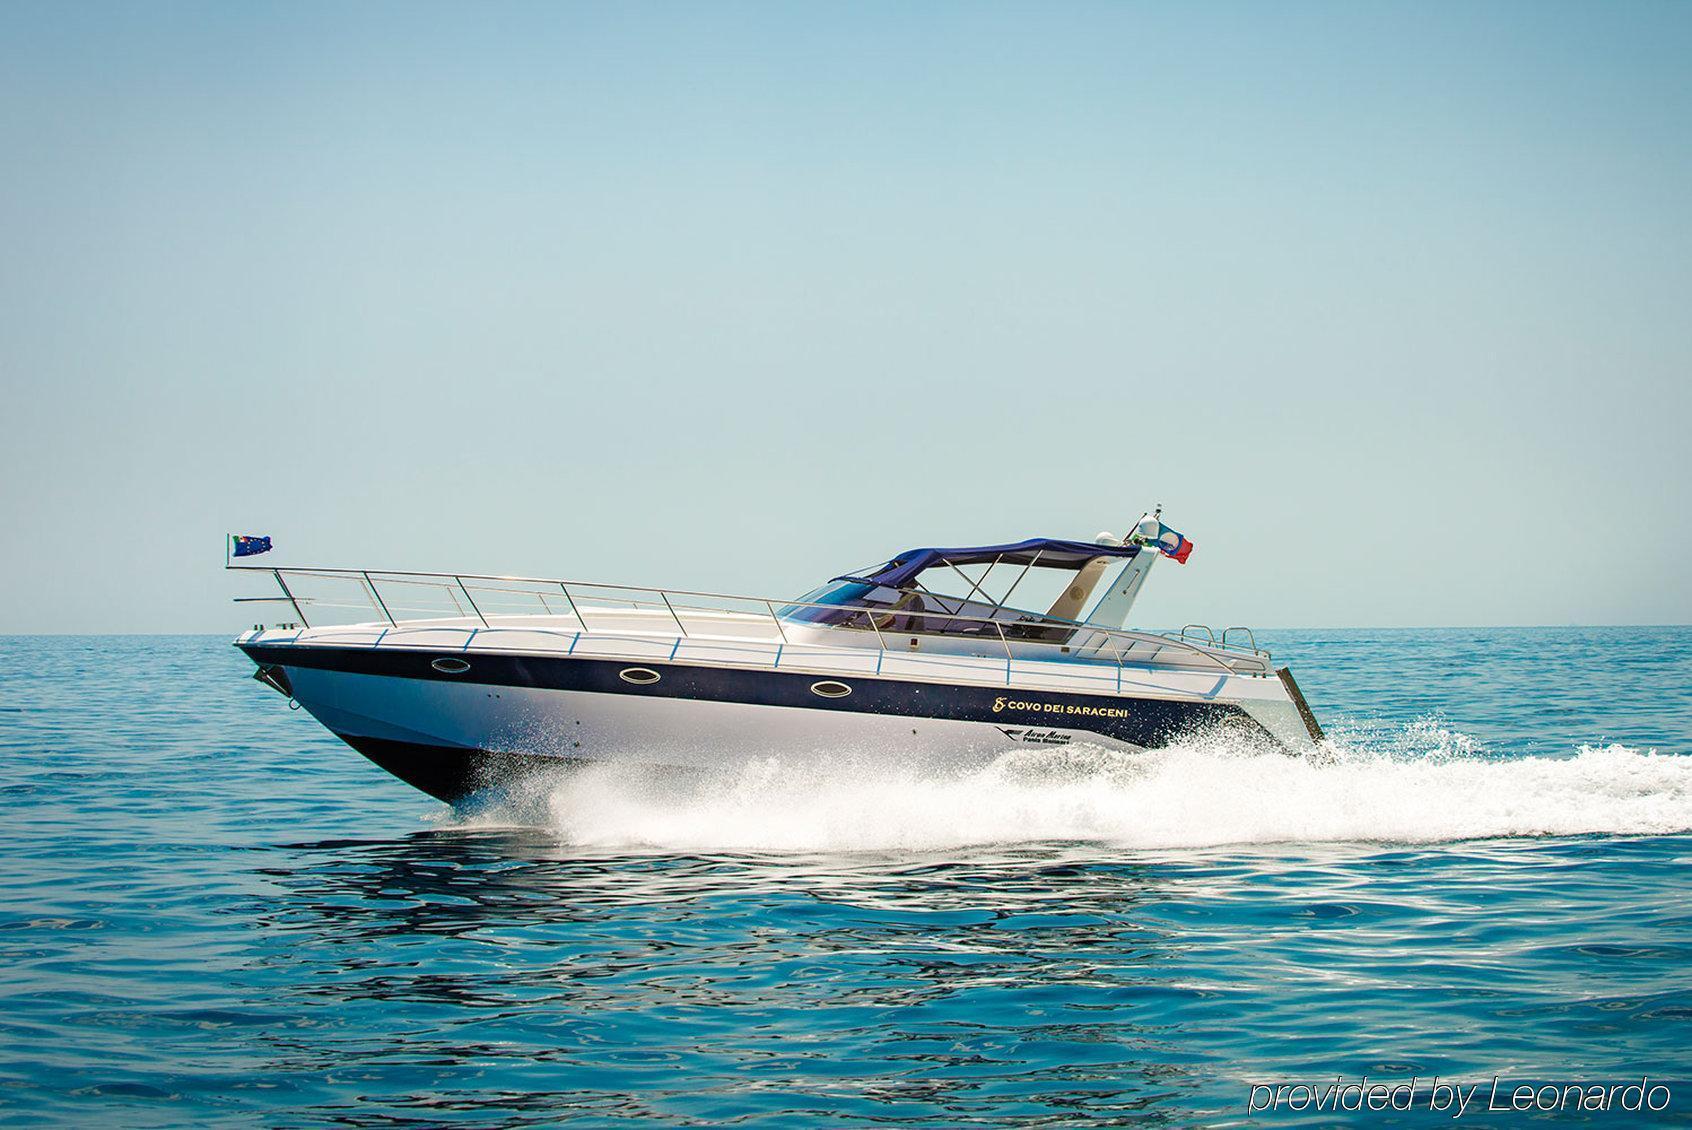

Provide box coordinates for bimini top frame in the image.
[842,537,1142,590]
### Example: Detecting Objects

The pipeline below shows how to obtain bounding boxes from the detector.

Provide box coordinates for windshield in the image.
[777,581,887,625]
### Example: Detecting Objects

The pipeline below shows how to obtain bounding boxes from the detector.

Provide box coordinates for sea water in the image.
[0,629,1688,1125]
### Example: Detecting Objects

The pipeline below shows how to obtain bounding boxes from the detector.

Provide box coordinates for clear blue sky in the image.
[2,1,1688,632]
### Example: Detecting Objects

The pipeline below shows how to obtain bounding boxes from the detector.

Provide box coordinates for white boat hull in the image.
[240,629,1319,803]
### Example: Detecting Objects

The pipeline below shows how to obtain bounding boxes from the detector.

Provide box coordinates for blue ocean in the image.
[1,628,1689,1126]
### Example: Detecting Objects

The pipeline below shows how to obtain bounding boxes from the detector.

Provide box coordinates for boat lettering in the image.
[992,696,1132,719]
[995,726,1072,746]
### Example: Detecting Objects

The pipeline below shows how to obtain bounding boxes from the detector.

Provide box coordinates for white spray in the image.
[443,720,1692,853]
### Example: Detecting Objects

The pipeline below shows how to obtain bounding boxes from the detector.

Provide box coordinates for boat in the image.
[232,512,1324,803]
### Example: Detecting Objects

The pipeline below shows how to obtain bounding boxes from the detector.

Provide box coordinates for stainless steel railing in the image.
[229,564,1272,677]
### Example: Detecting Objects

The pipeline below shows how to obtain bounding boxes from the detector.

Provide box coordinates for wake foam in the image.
[444,721,1692,852]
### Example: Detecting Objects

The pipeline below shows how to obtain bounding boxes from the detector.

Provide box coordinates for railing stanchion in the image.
[1107,638,1129,693]
[558,583,588,632]
[457,577,489,628]
[274,569,308,628]
[764,601,789,645]
[363,571,397,626]
[659,591,688,638]
[864,607,888,653]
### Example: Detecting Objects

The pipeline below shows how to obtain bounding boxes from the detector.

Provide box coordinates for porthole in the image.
[431,657,471,674]
[810,680,853,699]
[619,667,662,685]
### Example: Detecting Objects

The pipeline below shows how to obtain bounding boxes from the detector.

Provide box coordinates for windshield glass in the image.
[778,581,886,625]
